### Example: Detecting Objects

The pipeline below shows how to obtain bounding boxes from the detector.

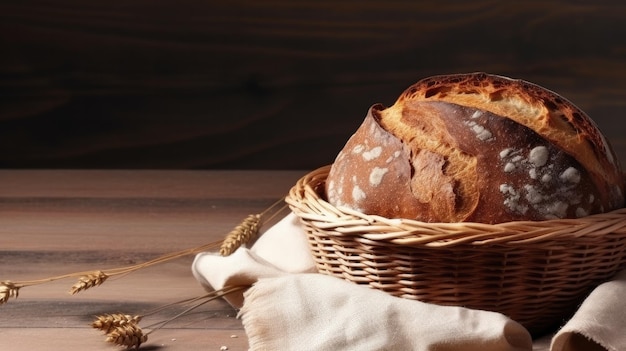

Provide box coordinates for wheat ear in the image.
[219,197,288,256]
[0,281,20,305]
[219,214,261,256]
[93,286,244,349]
[92,313,142,334]
[106,323,147,349]
[69,270,109,295]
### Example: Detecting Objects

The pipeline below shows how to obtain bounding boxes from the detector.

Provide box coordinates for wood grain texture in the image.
[0,169,305,350]
[1,1,626,169]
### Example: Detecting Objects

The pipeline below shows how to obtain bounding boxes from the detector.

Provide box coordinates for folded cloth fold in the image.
[192,213,626,351]
[240,274,533,351]
[192,213,316,307]
[550,269,626,351]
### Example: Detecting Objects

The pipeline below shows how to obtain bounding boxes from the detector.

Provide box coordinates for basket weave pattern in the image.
[286,165,626,336]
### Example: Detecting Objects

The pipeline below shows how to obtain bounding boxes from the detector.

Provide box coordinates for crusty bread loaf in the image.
[326,73,624,223]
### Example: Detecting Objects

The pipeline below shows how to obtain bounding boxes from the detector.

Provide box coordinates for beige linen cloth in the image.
[192,213,626,351]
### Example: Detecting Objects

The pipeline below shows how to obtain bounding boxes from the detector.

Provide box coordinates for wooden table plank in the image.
[0,170,306,350]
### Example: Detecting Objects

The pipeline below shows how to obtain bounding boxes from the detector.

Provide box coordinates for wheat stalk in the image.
[0,197,288,304]
[3,197,288,346]
[92,285,245,349]
[0,239,224,303]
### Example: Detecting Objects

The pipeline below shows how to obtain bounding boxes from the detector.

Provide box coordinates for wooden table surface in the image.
[3,165,626,350]
[0,169,306,351]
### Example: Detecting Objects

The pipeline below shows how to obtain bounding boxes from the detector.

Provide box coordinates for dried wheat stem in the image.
[143,285,246,333]
[106,323,147,349]
[138,290,219,318]
[0,240,223,303]
[0,269,114,300]
[101,239,225,276]
[257,196,289,227]
[0,197,287,304]
[0,241,222,303]
[92,286,244,349]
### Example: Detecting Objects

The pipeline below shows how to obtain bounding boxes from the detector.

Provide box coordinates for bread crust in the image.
[398,72,624,209]
[326,73,624,223]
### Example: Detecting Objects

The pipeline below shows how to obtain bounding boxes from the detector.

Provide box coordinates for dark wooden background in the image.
[2,0,626,170]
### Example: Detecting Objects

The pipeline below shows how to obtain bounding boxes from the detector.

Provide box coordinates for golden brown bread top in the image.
[390,72,624,209]
[327,73,624,223]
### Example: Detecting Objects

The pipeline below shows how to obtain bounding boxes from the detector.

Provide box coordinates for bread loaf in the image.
[326,73,624,223]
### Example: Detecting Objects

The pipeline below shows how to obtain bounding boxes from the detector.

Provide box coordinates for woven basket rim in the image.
[286,165,626,247]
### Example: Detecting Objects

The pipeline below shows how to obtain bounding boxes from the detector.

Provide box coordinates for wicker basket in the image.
[285,165,626,336]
